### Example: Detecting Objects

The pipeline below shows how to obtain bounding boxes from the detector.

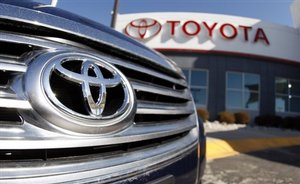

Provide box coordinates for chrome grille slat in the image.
[0,98,31,109]
[0,62,27,73]
[0,128,198,184]
[131,80,190,100]
[0,119,196,149]
[0,89,17,98]
[0,32,77,50]
[103,56,187,88]
[137,101,194,115]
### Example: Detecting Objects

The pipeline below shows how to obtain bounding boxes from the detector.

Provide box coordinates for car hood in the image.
[0,0,182,76]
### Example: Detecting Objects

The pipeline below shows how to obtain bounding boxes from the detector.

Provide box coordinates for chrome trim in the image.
[42,52,129,119]
[0,32,76,50]
[0,89,17,98]
[0,98,31,109]
[25,51,136,134]
[0,56,20,64]
[0,63,27,73]
[0,32,186,87]
[54,60,121,86]
[0,116,196,149]
[0,128,198,184]
[0,31,196,144]
[137,101,194,115]
[132,81,190,100]
[106,56,187,87]
[80,60,120,116]
[0,3,181,74]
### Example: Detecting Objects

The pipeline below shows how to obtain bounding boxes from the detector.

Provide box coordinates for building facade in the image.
[115,12,300,121]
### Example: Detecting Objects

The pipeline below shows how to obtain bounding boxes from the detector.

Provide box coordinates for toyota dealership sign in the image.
[116,12,300,63]
[125,18,269,45]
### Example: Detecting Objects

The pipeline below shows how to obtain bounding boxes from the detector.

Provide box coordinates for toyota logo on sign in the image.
[125,18,162,40]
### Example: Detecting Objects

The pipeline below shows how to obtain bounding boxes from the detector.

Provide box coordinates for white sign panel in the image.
[115,12,300,63]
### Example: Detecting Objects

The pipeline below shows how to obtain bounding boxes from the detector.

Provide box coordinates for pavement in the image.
[204,122,300,160]
[203,146,300,184]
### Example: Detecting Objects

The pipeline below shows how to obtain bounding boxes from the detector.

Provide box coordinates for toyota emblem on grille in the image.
[53,58,122,117]
[125,18,162,40]
[25,51,136,134]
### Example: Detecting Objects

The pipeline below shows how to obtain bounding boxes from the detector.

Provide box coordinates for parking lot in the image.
[203,146,300,184]
[202,122,300,184]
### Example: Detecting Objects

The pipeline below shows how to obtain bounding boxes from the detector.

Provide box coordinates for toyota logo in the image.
[25,51,135,134]
[52,58,123,118]
[125,18,162,40]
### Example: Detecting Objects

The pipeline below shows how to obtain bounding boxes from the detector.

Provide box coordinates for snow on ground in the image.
[204,121,300,136]
[204,121,246,133]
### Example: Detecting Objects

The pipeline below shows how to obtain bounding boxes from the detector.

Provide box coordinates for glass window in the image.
[191,88,207,106]
[275,77,300,113]
[227,90,243,108]
[290,96,300,113]
[191,70,207,86]
[226,72,260,110]
[290,80,300,96]
[275,95,288,112]
[244,74,259,91]
[244,91,259,110]
[227,72,242,89]
[184,69,208,107]
[275,78,288,94]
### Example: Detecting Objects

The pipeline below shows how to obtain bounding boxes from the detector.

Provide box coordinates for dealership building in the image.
[115,3,300,121]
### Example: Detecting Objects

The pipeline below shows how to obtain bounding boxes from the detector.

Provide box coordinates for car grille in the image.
[0,26,198,183]
[0,31,196,135]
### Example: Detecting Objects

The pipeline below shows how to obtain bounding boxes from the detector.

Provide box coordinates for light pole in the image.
[111,0,119,28]
[51,0,58,7]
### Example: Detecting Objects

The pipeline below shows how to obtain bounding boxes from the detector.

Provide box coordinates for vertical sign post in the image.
[111,0,119,28]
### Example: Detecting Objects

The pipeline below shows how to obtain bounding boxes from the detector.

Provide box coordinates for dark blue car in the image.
[0,1,206,183]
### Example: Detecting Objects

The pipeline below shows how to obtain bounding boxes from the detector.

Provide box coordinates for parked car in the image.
[0,1,206,183]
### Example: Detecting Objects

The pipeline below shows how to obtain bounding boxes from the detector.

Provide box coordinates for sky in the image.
[36,0,296,28]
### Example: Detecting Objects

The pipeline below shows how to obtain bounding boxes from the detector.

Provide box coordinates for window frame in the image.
[182,68,209,107]
[226,71,260,111]
[275,77,300,113]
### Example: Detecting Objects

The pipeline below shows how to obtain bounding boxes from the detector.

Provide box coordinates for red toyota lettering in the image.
[220,23,238,39]
[203,22,218,37]
[167,20,180,35]
[182,20,201,36]
[239,25,252,41]
[254,28,270,45]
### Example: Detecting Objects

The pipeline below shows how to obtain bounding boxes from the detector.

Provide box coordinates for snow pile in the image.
[204,121,246,133]
[203,121,300,135]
